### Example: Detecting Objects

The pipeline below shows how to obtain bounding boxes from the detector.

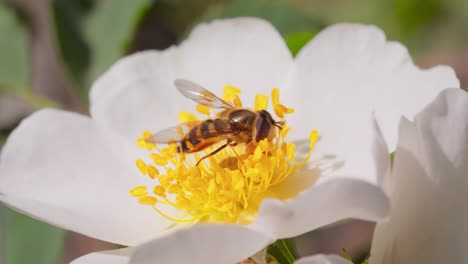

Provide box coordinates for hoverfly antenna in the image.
[275,121,285,130]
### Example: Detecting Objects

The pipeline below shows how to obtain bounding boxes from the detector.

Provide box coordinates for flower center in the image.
[130,84,318,224]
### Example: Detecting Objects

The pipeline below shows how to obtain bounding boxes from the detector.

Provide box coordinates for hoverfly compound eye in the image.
[255,110,276,142]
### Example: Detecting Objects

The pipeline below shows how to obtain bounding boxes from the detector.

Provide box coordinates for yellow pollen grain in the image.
[254,94,268,111]
[130,86,319,225]
[130,186,148,197]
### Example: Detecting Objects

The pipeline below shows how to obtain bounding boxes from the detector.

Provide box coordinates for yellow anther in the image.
[153,186,166,197]
[137,131,155,150]
[274,104,294,118]
[309,130,319,145]
[138,196,158,205]
[178,111,198,123]
[222,85,241,102]
[136,159,147,175]
[196,104,211,115]
[147,165,159,179]
[130,186,148,197]
[271,88,294,118]
[150,153,168,166]
[254,94,268,111]
[233,96,242,107]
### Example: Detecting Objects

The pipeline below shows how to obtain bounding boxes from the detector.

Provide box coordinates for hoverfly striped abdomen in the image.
[178,118,233,153]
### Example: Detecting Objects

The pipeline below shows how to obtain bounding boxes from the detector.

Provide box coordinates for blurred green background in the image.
[0,0,467,263]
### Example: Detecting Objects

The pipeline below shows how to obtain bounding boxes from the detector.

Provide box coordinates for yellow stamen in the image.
[130,85,319,225]
[153,185,166,197]
[254,94,269,111]
[130,186,148,197]
[222,85,241,102]
[196,104,211,115]
[139,196,158,205]
[178,111,198,122]
[272,88,294,118]
[137,131,155,150]
[147,165,159,179]
[135,159,147,175]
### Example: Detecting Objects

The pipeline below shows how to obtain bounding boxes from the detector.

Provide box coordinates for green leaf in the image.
[0,130,9,148]
[0,4,30,92]
[1,205,66,264]
[86,0,152,81]
[393,0,441,35]
[202,0,324,36]
[267,239,297,264]
[285,31,317,56]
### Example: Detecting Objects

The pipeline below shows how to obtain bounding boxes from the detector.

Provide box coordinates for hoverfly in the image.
[146,79,284,165]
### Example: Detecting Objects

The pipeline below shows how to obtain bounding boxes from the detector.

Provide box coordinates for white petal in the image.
[415,88,468,181]
[295,255,352,264]
[129,225,272,264]
[0,109,173,246]
[370,89,468,264]
[251,178,389,239]
[371,114,391,194]
[177,17,293,104]
[70,248,132,264]
[90,18,292,140]
[90,50,179,141]
[287,24,459,184]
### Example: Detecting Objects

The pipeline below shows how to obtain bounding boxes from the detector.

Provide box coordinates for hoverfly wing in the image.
[174,79,233,109]
[145,121,201,144]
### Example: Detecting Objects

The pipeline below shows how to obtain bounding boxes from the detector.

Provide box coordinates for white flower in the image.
[0,18,458,264]
[296,88,468,264]
[368,88,468,264]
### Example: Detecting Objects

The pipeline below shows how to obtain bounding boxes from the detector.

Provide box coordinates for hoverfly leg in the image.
[196,139,232,166]
[228,143,247,171]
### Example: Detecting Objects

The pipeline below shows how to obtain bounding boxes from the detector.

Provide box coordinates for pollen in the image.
[131,85,319,225]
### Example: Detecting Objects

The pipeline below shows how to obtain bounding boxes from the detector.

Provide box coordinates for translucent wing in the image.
[145,121,201,144]
[174,79,233,109]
